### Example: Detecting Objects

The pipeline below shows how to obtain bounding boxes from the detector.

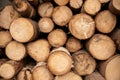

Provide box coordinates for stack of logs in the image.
[0,0,120,80]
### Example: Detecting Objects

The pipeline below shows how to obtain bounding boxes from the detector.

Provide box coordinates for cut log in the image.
[10,18,39,43]
[66,37,82,53]
[110,28,120,50]
[95,10,116,33]
[99,54,120,80]
[82,0,101,15]
[52,6,73,26]
[0,60,23,79]
[32,62,53,80]
[38,17,54,33]
[109,0,120,15]
[0,59,8,67]
[48,29,67,47]
[5,41,26,61]
[27,39,50,62]
[0,5,20,29]
[47,49,72,75]
[0,31,12,48]
[38,2,54,17]
[54,0,69,6]
[72,50,96,76]
[86,34,116,60]
[69,13,95,40]
[69,0,83,9]
[10,0,36,18]
[55,71,83,80]
[84,71,105,80]
[17,66,33,80]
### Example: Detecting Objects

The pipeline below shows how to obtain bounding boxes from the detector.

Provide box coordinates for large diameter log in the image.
[48,29,67,47]
[47,49,72,75]
[38,17,54,33]
[38,2,54,18]
[27,39,50,62]
[52,6,73,26]
[99,54,120,80]
[95,10,116,33]
[72,50,96,76]
[5,41,26,61]
[55,71,83,80]
[110,28,120,50]
[0,60,23,79]
[0,5,20,29]
[69,13,95,40]
[0,31,12,48]
[10,18,39,43]
[66,37,82,53]
[32,62,53,80]
[109,0,120,15]
[82,0,101,15]
[86,34,116,60]
[84,72,105,80]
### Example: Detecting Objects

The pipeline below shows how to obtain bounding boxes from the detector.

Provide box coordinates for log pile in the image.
[0,0,120,80]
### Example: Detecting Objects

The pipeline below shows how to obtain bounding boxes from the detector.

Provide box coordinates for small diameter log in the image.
[69,0,83,9]
[95,10,116,33]
[54,0,69,6]
[48,29,67,47]
[38,2,54,17]
[47,48,72,75]
[27,39,50,62]
[86,34,116,60]
[109,0,120,15]
[82,0,101,15]
[5,41,26,61]
[0,60,23,79]
[0,31,12,48]
[10,18,39,43]
[0,5,20,29]
[52,6,73,26]
[55,71,83,80]
[69,13,95,40]
[99,0,110,3]
[84,72,105,80]
[66,37,82,53]
[99,54,120,80]
[72,50,96,76]
[11,0,36,18]
[38,17,54,33]
[111,28,120,50]
[32,62,53,80]
[17,66,33,80]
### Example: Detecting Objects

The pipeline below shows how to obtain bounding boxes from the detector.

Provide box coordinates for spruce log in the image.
[86,34,116,60]
[0,60,23,79]
[95,10,116,33]
[69,13,95,40]
[10,18,39,43]
[5,41,26,61]
[0,31,12,48]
